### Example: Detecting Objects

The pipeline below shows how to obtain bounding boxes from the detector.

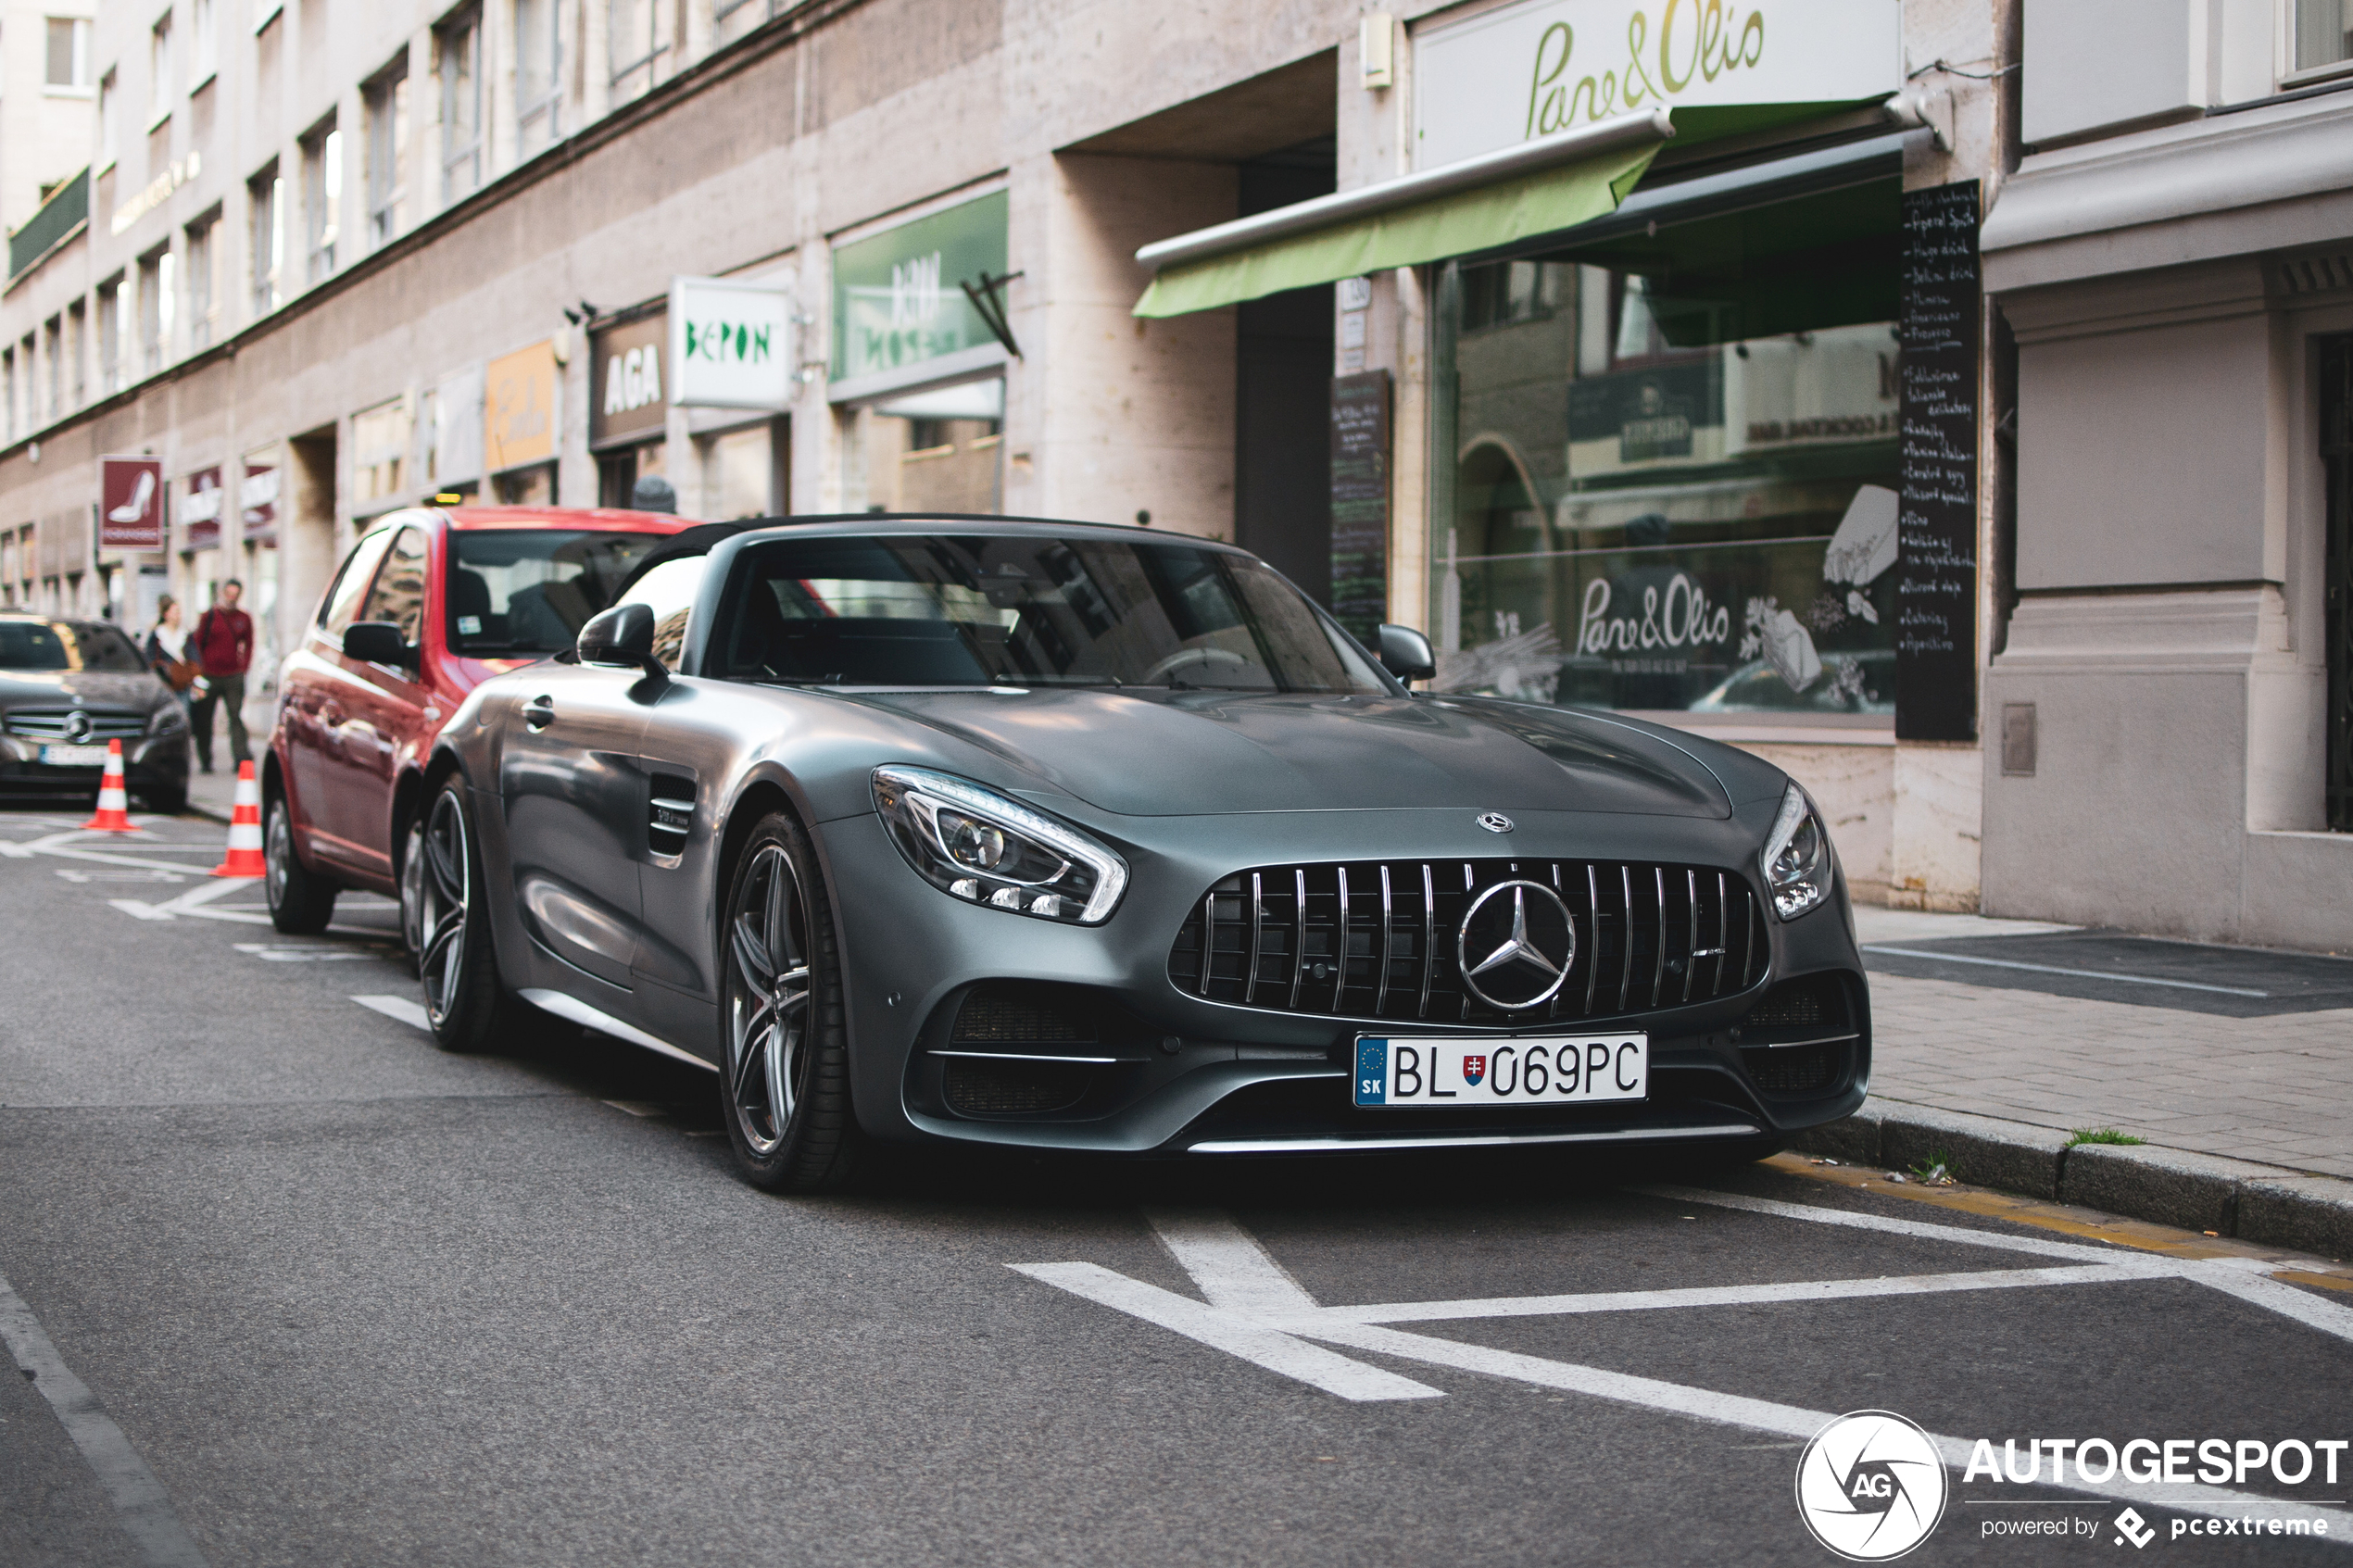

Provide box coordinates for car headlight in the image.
[147,705,188,736]
[872,765,1128,925]
[1759,782,1831,921]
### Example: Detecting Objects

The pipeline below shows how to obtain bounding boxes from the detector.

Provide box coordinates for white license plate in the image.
[1353,1035,1648,1108]
[40,744,111,766]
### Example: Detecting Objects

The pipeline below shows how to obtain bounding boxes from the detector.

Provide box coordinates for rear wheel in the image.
[720,811,865,1192]
[265,793,337,935]
[417,781,535,1054]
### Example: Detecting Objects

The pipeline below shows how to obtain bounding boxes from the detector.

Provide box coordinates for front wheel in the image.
[265,793,337,935]
[720,811,865,1192]
[416,781,534,1054]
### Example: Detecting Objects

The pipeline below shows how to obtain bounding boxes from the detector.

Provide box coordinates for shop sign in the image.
[182,468,224,551]
[485,340,559,473]
[1413,0,1901,169]
[830,191,1009,396]
[670,278,793,410]
[240,460,278,546]
[593,311,669,443]
[99,456,164,550]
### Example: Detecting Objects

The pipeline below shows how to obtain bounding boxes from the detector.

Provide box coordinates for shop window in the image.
[1431,178,1903,719]
[494,464,555,507]
[353,396,411,507]
[864,381,1001,516]
[2322,333,2352,833]
[598,440,666,509]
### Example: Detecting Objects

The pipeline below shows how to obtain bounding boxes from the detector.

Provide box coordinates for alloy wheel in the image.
[264,801,292,910]
[726,844,814,1157]
[418,792,472,1029]
[400,820,427,957]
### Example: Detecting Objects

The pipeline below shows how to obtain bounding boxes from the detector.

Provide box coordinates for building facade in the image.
[1981,0,2353,950]
[0,0,2028,918]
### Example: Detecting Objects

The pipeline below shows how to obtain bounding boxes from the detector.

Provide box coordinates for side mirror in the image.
[577,602,663,677]
[1375,623,1437,684]
[343,621,414,671]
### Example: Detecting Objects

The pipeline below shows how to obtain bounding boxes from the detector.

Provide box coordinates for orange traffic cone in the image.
[210,760,267,876]
[80,739,138,832]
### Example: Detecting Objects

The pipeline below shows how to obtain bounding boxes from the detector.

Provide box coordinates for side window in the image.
[616,554,707,671]
[319,529,396,635]
[357,526,429,646]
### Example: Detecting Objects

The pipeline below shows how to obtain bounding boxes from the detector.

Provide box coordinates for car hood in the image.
[844,688,1731,818]
[0,670,169,709]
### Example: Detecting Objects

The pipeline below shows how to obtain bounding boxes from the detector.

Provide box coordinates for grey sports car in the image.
[417,517,1868,1191]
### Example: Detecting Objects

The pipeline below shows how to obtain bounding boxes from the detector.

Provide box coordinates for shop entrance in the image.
[1234,138,1336,606]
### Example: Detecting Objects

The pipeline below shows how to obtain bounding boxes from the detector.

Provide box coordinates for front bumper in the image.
[816,796,1868,1158]
[0,734,190,798]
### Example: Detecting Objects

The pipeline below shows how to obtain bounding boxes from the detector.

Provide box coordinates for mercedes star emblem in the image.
[63,710,93,744]
[1455,880,1576,1011]
[1477,812,1515,834]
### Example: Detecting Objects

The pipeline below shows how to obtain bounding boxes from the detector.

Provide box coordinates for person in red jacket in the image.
[189,580,254,773]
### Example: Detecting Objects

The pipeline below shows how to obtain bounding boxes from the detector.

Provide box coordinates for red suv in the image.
[264,505,688,943]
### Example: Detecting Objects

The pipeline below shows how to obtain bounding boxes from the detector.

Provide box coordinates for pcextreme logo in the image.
[1795,1411,1950,1562]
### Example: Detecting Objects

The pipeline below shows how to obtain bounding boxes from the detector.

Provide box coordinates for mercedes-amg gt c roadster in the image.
[410,516,1868,1190]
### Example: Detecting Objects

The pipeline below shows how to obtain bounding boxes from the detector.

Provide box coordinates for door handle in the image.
[522,696,556,732]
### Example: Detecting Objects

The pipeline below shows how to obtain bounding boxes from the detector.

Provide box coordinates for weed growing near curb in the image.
[2067,1127,2145,1148]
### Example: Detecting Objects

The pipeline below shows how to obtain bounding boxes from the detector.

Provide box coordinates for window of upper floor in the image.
[148,12,173,125]
[97,272,126,395]
[609,0,673,106]
[2293,0,2353,76]
[188,0,218,86]
[44,17,93,94]
[186,213,220,349]
[96,69,118,169]
[302,119,342,284]
[516,0,561,158]
[364,55,409,248]
[137,246,174,374]
[248,166,283,318]
[438,7,484,206]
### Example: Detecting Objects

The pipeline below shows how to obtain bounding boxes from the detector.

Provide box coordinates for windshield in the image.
[447,529,669,655]
[0,620,147,671]
[713,534,1389,693]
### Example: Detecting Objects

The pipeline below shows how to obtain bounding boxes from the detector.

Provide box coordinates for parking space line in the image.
[1016,1204,2353,1540]
[107,878,267,924]
[351,994,432,1031]
[0,1269,209,1567]
[1860,944,2270,997]
[1325,1261,2171,1324]
[1011,1262,1442,1402]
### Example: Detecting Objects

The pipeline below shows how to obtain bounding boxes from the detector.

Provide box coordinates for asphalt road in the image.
[4,805,2351,1567]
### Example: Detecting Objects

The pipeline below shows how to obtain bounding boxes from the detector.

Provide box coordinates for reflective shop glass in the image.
[716,534,1388,692]
[447,529,668,654]
[1430,178,1902,717]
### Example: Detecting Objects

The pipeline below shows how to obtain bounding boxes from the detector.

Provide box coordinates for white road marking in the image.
[232,943,381,962]
[57,869,187,883]
[1015,1199,2353,1540]
[107,877,270,924]
[1650,1185,2353,1343]
[0,1269,210,1567]
[1010,1263,1442,1402]
[1322,1261,2174,1324]
[351,994,432,1031]
[1860,944,2270,997]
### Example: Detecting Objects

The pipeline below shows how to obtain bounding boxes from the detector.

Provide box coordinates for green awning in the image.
[1131,103,1879,319]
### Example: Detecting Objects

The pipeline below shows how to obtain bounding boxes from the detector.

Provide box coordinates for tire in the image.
[416,779,537,1055]
[397,816,426,976]
[719,810,866,1192]
[265,793,338,935]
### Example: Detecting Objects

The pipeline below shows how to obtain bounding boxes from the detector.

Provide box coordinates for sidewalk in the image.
[1811,906,2353,1256]
[181,690,276,823]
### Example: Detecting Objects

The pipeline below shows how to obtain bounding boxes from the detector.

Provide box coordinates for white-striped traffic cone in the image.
[80,739,138,832]
[210,760,266,876]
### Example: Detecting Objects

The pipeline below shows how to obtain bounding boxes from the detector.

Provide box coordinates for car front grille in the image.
[6,707,148,742]
[1167,858,1768,1027]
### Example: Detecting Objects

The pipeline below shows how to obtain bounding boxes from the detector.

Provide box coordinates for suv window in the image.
[320,528,396,635]
[357,526,429,646]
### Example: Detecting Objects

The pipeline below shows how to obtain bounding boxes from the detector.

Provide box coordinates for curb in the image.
[1792,1098,2353,1261]
[185,801,233,825]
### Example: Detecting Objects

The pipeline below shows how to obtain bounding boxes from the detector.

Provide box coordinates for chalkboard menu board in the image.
[1895,181,1982,743]
[1329,370,1391,644]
